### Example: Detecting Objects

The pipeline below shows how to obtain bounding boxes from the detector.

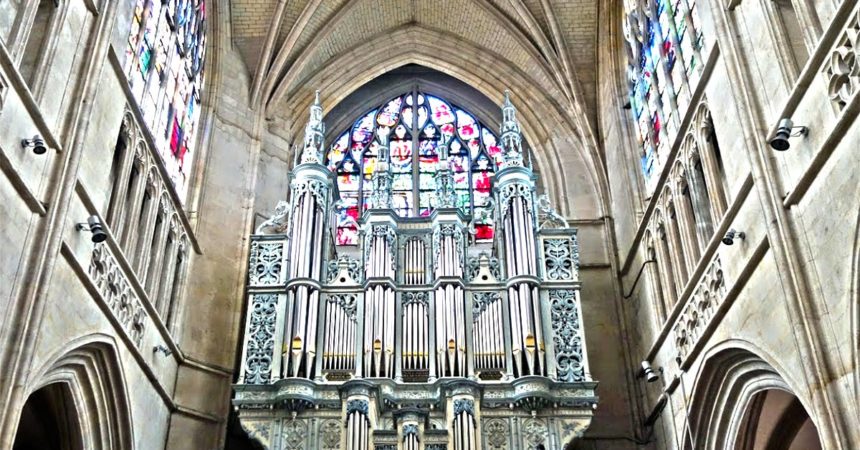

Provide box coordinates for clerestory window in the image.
[123,0,207,199]
[623,0,706,193]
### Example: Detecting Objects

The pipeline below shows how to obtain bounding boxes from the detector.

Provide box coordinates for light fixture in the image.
[768,118,808,151]
[21,135,47,155]
[75,215,108,243]
[722,229,745,246]
[641,360,660,383]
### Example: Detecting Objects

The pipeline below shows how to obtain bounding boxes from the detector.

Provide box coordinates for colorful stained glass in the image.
[352,110,377,149]
[624,0,706,194]
[328,132,350,170]
[377,97,403,126]
[124,0,206,200]
[323,91,507,244]
[428,96,455,124]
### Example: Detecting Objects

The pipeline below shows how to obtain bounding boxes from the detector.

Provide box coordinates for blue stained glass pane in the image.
[352,109,377,147]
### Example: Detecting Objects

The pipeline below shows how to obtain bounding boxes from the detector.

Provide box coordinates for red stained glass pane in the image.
[472,171,491,193]
[336,226,358,246]
[456,110,479,140]
[390,141,412,172]
[474,224,494,241]
[428,96,455,125]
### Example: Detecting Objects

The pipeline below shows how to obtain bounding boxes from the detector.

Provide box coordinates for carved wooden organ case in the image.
[234,92,597,450]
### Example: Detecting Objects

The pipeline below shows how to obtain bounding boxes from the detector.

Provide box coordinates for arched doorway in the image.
[12,383,83,450]
[734,389,821,450]
[686,347,824,450]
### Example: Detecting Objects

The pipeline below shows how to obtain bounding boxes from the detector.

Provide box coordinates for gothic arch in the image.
[685,343,819,450]
[22,334,134,450]
[270,26,608,219]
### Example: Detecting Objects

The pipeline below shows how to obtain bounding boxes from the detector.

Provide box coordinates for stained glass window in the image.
[124,0,206,200]
[623,0,705,194]
[326,92,503,245]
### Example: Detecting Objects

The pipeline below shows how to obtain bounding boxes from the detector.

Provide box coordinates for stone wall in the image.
[598,0,860,446]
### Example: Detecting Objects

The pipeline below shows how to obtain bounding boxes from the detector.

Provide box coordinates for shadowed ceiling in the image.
[232,0,598,130]
[229,0,607,218]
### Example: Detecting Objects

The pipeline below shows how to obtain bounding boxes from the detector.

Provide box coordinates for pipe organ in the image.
[235,91,597,450]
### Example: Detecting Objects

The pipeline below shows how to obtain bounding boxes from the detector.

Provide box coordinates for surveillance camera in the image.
[21,135,47,155]
[722,229,745,246]
[768,118,807,151]
[641,360,660,383]
[76,215,108,243]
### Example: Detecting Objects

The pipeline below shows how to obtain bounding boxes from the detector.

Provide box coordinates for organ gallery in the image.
[233,91,597,449]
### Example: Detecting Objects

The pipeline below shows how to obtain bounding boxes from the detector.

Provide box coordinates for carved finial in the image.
[432,142,456,208]
[298,89,325,165]
[500,89,524,168]
[369,127,392,209]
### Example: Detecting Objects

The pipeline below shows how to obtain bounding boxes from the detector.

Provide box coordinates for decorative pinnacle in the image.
[500,90,523,166]
[369,127,392,209]
[299,89,325,164]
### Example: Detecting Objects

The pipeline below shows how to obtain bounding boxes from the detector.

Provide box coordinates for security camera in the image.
[76,215,108,243]
[722,229,745,246]
[153,344,172,356]
[21,135,47,155]
[641,360,660,383]
[768,118,808,151]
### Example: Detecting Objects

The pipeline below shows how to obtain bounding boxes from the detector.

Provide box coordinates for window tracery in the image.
[326,92,504,246]
[623,0,706,192]
[123,0,207,199]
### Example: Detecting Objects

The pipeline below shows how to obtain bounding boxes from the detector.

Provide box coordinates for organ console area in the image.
[233,92,596,450]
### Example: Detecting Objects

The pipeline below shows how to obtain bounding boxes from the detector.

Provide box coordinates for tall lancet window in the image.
[326,92,504,246]
[623,0,706,193]
[123,0,207,199]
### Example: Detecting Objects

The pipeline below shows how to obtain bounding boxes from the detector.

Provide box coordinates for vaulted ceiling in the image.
[228,0,607,218]
[231,0,598,128]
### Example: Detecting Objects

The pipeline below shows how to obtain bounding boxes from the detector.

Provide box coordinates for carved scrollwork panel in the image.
[542,236,579,281]
[550,290,586,382]
[319,420,342,449]
[243,294,279,384]
[483,418,509,450]
[249,240,286,286]
[521,418,548,448]
[280,419,307,450]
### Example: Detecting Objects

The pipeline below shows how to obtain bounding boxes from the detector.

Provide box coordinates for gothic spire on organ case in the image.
[369,126,393,209]
[300,90,325,165]
[500,90,524,168]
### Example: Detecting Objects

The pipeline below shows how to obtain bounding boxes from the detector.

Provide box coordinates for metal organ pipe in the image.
[502,192,546,377]
[363,231,396,378]
[323,296,357,374]
[346,403,370,450]
[452,401,477,450]
[283,188,326,379]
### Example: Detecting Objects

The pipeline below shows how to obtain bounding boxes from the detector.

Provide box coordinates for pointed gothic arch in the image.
[270,26,609,219]
[685,345,822,450]
[17,334,135,450]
